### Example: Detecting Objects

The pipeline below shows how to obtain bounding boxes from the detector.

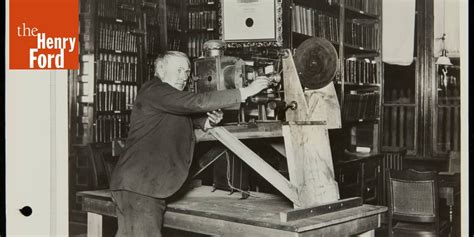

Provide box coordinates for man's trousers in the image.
[111,190,166,237]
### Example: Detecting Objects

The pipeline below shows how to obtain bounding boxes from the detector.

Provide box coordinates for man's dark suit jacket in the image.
[109,77,242,198]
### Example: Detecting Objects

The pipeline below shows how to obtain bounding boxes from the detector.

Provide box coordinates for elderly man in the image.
[109,51,269,236]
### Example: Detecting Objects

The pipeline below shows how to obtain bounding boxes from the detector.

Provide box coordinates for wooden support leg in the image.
[87,212,103,237]
[282,124,340,207]
[281,49,340,208]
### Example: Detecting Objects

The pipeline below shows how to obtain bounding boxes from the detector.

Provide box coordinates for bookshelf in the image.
[143,2,161,83]
[166,1,186,51]
[73,0,188,146]
[94,0,139,144]
[185,0,219,58]
[290,0,383,156]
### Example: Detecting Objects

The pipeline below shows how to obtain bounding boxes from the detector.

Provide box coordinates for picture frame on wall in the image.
[220,0,283,48]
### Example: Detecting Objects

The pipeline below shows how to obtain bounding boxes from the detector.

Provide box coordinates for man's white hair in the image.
[154,51,190,78]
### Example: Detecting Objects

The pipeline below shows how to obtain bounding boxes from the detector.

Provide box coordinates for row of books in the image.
[97,0,137,22]
[293,5,379,50]
[313,10,340,43]
[97,53,138,82]
[292,5,340,43]
[342,90,380,121]
[342,58,379,84]
[187,33,216,57]
[188,10,217,30]
[96,84,138,112]
[94,114,130,143]
[344,21,379,51]
[167,5,182,31]
[328,0,380,16]
[168,37,182,51]
[147,58,156,81]
[147,31,161,55]
[188,0,215,6]
[99,22,138,53]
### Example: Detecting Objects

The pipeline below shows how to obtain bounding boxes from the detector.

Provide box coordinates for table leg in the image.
[355,230,374,237]
[87,212,103,237]
[449,205,453,237]
[449,205,453,223]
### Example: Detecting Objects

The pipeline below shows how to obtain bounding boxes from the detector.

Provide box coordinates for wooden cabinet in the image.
[334,152,383,204]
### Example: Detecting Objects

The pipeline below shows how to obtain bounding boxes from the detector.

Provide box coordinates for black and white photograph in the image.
[5,0,469,236]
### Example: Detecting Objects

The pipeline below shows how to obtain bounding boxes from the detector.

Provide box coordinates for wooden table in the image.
[78,186,387,237]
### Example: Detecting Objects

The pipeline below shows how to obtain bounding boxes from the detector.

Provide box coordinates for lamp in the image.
[435,34,453,65]
[435,34,451,96]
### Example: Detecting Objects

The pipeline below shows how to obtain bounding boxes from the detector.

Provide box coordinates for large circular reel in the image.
[294,37,338,89]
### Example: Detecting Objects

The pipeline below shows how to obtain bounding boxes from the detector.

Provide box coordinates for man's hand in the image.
[204,109,224,130]
[239,78,270,101]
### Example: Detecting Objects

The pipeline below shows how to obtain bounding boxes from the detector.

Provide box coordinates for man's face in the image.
[162,56,191,91]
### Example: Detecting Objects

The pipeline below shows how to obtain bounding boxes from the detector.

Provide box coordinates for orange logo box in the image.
[9,0,79,69]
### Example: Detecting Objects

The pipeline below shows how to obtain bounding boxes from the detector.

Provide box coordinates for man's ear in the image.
[155,63,165,78]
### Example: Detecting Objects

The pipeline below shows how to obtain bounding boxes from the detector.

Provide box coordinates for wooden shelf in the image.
[97,16,138,26]
[96,80,137,85]
[336,81,381,87]
[187,28,216,33]
[98,48,138,56]
[344,6,379,20]
[291,32,379,54]
[96,110,132,115]
[345,53,380,58]
[343,118,380,124]
[343,43,379,54]
[188,2,216,8]
[293,0,340,16]
[293,1,379,19]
